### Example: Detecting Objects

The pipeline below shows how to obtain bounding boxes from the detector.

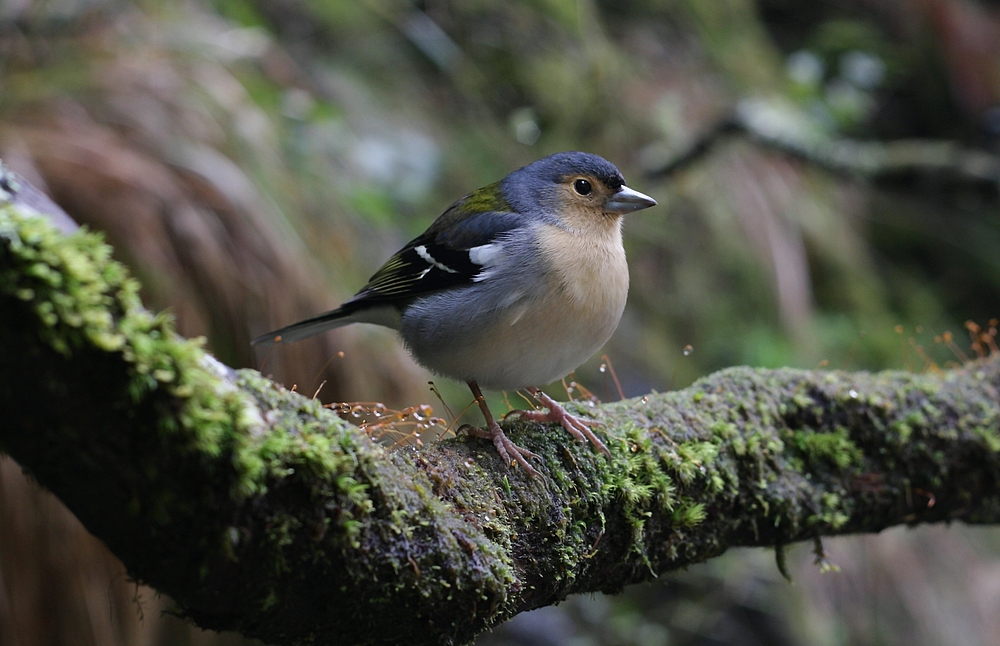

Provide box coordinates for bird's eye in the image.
[573,179,592,196]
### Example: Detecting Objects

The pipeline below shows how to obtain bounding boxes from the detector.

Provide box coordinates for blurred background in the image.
[1,0,999,643]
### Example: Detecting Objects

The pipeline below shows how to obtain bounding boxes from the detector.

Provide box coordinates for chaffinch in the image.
[253,151,656,476]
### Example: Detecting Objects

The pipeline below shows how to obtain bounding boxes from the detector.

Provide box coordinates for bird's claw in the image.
[508,390,612,458]
[461,423,541,476]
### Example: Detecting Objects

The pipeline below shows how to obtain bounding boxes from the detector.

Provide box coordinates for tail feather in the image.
[251,301,401,346]
[251,307,354,346]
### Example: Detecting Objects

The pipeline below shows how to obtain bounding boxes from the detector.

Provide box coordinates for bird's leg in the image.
[507,387,611,458]
[464,381,540,476]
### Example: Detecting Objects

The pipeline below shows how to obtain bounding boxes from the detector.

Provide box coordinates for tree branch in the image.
[647,99,1000,194]
[2,194,999,645]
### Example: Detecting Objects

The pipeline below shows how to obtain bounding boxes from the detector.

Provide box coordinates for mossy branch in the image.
[2,202,1000,646]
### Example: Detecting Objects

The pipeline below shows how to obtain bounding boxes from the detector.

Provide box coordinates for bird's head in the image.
[501,151,657,231]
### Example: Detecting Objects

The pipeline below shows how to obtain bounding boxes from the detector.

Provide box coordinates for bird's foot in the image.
[506,389,611,457]
[461,423,541,477]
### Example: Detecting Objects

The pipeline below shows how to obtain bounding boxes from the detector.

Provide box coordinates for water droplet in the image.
[683,344,694,356]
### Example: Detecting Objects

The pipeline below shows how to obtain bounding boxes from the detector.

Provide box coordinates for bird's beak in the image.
[604,185,657,214]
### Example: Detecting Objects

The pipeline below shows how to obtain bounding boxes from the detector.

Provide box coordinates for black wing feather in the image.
[346,206,524,308]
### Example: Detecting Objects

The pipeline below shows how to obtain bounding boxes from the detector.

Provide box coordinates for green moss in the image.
[807,492,851,530]
[975,426,1000,452]
[789,427,863,470]
[893,420,913,443]
[711,420,738,440]
[671,499,707,528]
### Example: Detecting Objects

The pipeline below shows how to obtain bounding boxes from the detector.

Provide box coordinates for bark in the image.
[2,198,999,646]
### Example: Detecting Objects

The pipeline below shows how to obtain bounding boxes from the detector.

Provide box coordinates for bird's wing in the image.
[346,190,525,308]
[251,185,526,346]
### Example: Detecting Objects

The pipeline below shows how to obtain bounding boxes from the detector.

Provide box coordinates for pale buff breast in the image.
[534,220,629,317]
[430,220,628,390]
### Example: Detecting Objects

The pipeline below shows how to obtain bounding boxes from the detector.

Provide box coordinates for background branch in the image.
[647,99,1000,193]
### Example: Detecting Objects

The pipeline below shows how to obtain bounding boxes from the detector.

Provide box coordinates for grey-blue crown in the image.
[501,152,626,213]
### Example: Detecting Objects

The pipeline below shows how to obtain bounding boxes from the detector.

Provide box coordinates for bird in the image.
[252,151,657,476]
